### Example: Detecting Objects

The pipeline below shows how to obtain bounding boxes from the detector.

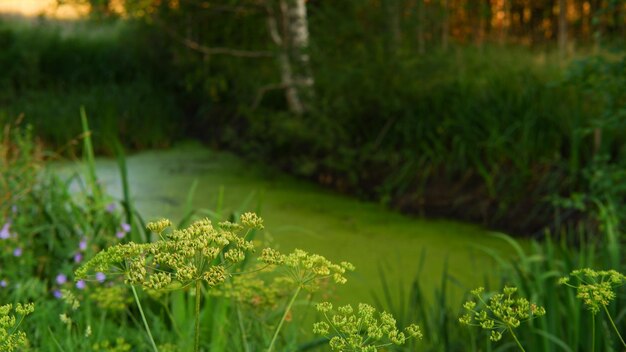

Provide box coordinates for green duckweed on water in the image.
[56,142,512,305]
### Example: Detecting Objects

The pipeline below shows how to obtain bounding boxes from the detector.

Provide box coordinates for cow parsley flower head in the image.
[146,219,172,234]
[559,268,626,314]
[459,286,545,346]
[314,302,422,351]
[559,268,626,349]
[260,248,354,291]
[0,302,35,351]
[76,213,263,291]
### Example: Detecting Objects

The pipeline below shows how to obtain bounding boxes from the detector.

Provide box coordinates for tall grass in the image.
[0,19,181,152]
[0,117,152,349]
[2,114,626,351]
[373,224,626,351]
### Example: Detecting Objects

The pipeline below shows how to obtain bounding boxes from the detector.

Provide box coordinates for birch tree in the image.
[286,0,314,106]
[264,0,314,115]
[123,0,314,116]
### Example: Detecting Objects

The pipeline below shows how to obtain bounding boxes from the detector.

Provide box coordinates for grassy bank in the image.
[2,117,626,351]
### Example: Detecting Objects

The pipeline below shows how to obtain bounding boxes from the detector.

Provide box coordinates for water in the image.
[56,143,510,304]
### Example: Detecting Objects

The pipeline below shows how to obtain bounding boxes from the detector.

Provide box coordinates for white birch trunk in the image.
[263,0,312,115]
[265,0,305,115]
[286,0,313,113]
[279,50,305,115]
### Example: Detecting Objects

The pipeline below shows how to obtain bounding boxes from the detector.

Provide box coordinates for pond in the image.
[57,142,512,305]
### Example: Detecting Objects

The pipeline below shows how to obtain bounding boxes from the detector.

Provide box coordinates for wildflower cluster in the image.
[61,289,81,310]
[260,248,355,290]
[559,268,626,348]
[0,302,35,351]
[262,246,355,351]
[313,302,422,351]
[459,286,545,343]
[75,213,263,290]
[558,268,626,314]
[210,274,288,310]
[89,286,132,312]
[0,220,23,262]
[146,218,172,234]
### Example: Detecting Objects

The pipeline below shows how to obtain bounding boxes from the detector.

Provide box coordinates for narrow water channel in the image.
[57,143,511,305]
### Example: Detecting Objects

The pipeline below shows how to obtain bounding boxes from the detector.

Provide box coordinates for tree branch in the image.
[252,82,290,109]
[263,0,283,46]
[154,17,274,58]
[179,0,264,14]
[252,78,312,109]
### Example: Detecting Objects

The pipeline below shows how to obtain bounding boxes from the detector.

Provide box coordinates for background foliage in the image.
[0,2,625,236]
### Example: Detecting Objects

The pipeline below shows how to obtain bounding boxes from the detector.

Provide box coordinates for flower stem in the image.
[131,285,159,352]
[237,304,250,352]
[603,305,626,348]
[509,328,526,352]
[591,313,595,352]
[195,280,202,352]
[267,285,301,352]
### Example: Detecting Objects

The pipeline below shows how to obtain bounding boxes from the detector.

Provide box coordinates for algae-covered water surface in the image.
[57,144,511,305]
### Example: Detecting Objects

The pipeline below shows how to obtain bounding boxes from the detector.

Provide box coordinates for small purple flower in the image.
[56,274,67,285]
[76,280,86,290]
[13,247,22,257]
[96,272,106,283]
[116,231,126,239]
[53,290,62,299]
[0,280,6,288]
[11,205,17,214]
[121,223,131,233]
[79,239,87,251]
[106,203,117,213]
[0,222,11,240]
[74,253,83,263]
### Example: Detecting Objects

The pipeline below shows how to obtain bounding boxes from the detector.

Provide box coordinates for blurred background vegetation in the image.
[2,0,626,238]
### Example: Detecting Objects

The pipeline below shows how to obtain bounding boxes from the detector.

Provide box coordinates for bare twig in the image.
[251,78,313,109]
[252,82,291,109]
[154,17,274,58]
[263,0,283,46]
[178,0,264,13]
